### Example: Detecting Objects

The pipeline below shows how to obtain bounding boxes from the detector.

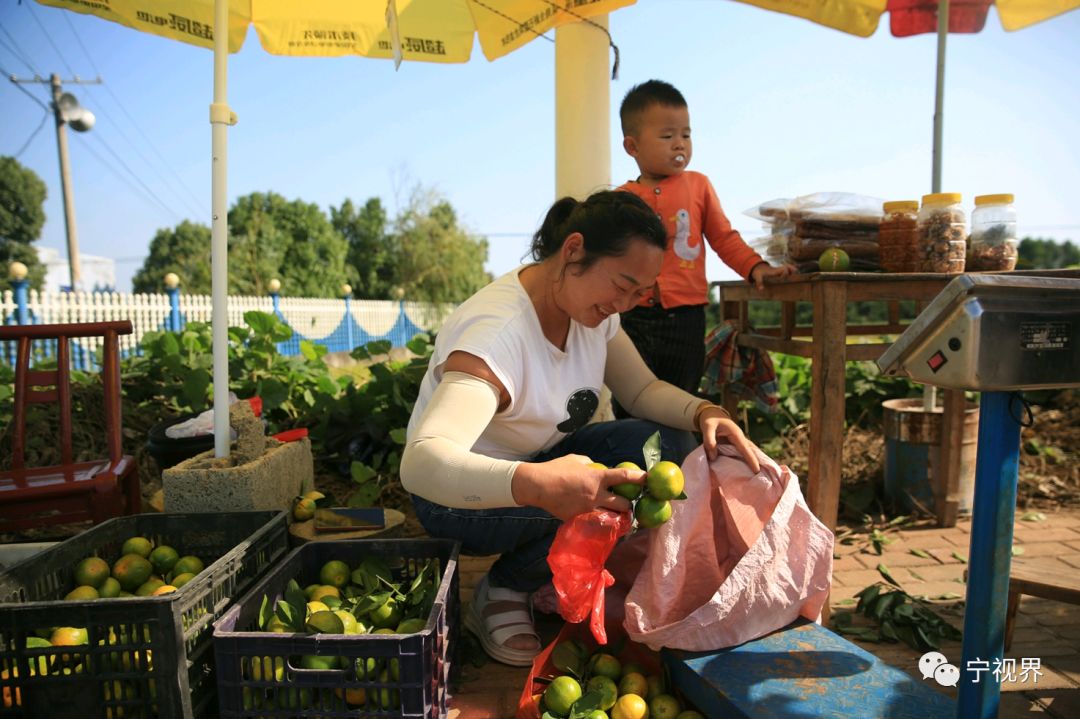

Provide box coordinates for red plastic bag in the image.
[546,509,632,645]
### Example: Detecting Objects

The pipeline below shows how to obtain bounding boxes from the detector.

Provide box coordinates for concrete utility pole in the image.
[10,73,100,290]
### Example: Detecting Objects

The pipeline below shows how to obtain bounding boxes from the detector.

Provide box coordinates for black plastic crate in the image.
[0,510,288,719]
[213,538,460,718]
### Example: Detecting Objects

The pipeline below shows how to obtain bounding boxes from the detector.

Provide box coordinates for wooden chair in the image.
[0,321,140,532]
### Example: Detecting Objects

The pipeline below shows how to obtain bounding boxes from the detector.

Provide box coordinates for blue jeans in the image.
[410,419,697,592]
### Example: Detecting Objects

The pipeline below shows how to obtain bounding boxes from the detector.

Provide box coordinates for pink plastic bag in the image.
[547,509,632,645]
[623,445,834,651]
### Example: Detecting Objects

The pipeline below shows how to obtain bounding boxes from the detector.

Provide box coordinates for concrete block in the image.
[163,438,313,513]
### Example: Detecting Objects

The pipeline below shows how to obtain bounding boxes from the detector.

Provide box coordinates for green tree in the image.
[229,192,350,297]
[1017,237,1079,270]
[131,220,212,293]
[391,187,491,304]
[0,156,47,289]
[332,197,395,299]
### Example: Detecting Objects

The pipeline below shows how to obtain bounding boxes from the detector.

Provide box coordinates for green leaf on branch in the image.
[642,431,661,471]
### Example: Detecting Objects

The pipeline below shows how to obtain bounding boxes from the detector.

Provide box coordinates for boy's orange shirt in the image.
[618,171,763,309]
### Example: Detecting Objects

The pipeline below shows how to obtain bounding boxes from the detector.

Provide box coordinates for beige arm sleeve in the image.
[604,328,715,432]
[399,371,521,509]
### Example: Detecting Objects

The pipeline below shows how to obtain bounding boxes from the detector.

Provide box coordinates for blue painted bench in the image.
[662,619,954,718]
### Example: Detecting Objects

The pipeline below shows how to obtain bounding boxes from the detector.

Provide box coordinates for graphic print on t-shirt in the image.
[672,208,700,265]
[556,388,599,433]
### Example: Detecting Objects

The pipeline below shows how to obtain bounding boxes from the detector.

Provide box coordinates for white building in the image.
[36,246,117,292]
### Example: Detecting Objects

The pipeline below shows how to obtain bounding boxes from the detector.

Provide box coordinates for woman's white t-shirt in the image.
[407,266,619,461]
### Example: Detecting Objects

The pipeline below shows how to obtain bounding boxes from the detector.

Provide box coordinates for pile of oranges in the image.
[536,639,704,719]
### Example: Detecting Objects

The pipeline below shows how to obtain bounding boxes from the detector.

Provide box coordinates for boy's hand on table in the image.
[750,262,797,290]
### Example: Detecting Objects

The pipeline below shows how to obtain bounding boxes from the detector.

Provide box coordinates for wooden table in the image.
[713,272,968,531]
[712,269,1080,532]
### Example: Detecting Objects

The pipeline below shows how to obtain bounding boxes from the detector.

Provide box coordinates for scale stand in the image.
[879,274,1080,717]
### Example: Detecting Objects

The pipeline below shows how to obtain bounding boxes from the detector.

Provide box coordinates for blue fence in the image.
[1,281,445,371]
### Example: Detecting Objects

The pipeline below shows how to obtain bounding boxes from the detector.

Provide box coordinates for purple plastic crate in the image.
[212,538,459,718]
[0,510,288,719]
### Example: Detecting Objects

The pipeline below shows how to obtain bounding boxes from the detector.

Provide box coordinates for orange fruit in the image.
[587,462,608,470]
[368,599,402,629]
[171,555,204,577]
[645,461,684,501]
[112,554,153,591]
[65,585,99,601]
[171,572,196,588]
[649,694,681,719]
[135,578,166,596]
[818,247,850,271]
[306,610,345,635]
[589,653,622,681]
[151,585,177,596]
[395,617,426,634]
[74,557,110,589]
[319,560,351,588]
[645,674,665,701]
[334,685,367,706]
[120,537,153,559]
[618,672,649,699]
[544,675,583,717]
[148,545,180,575]
[612,461,643,500]
[586,675,618,711]
[634,496,672,528]
[620,661,647,679]
[611,693,649,719]
[98,577,122,598]
[293,496,316,521]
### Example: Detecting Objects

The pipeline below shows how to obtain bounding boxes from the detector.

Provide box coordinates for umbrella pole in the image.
[211,0,232,458]
[931,0,948,194]
[923,0,949,414]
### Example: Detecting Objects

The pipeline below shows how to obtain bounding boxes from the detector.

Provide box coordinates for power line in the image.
[71,132,183,223]
[3,65,50,111]
[88,132,185,222]
[24,0,75,77]
[58,9,207,218]
[14,108,49,158]
[0,22,38,75]
[88,131,184,222]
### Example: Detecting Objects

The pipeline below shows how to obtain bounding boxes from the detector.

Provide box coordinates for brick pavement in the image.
[446,508,1080,718]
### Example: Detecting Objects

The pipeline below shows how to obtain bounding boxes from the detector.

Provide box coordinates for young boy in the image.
[616,79,793,401]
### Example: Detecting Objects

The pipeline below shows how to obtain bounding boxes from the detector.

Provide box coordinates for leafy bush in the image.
[123,310,350,433]
[716,352,921,450]
[312,335,434,507]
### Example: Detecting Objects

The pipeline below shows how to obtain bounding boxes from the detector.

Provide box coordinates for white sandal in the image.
[464,574,541,667]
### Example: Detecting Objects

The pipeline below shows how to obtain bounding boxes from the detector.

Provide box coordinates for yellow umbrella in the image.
[37,0,635,60]
[734,0,1079,190]
[36,0,634,456]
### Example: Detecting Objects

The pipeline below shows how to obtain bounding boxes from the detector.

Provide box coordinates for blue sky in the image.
[3,0,1079,293]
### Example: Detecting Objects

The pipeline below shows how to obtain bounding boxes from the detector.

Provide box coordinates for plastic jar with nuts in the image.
[968,193,1018,271]
[879,200,919,273]
[918,192,967,273]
